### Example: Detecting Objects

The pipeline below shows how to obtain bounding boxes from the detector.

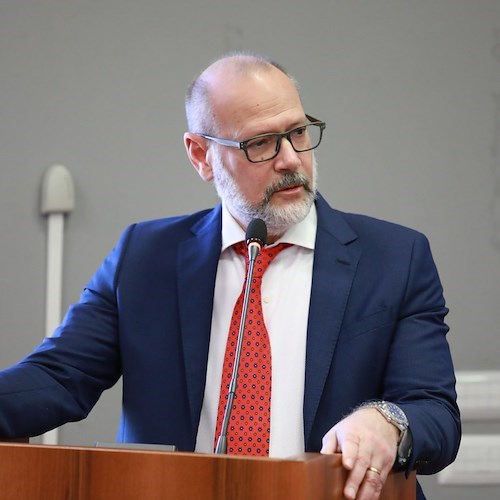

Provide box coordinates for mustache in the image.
[262,172,312,204]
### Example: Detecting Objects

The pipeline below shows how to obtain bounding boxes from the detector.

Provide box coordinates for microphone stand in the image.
[215,241,261,454]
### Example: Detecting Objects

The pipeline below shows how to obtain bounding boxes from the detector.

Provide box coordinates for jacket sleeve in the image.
[0,225,135,439]
[383,232,461,474]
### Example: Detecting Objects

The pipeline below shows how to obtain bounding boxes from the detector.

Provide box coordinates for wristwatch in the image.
[359,400,413,469]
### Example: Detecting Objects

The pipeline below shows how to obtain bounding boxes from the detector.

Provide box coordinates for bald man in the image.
[0,53,460,500]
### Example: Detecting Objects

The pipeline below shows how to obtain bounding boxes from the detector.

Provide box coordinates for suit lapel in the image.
[177,205,222,437]
[303,196,361,446]
[174,197,360,446]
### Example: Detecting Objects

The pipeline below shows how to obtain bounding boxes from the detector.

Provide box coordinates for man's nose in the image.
[274,137,301,171]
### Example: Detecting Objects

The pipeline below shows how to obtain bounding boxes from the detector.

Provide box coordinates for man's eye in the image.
[292,126,307,137]
[247,136,273,149]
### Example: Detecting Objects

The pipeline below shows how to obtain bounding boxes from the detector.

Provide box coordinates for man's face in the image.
[206,68,317,236]
[211,147,317,236]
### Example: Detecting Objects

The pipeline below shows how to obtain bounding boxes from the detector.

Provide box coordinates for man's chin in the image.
[225,187,315,233]
[261,195,314,231]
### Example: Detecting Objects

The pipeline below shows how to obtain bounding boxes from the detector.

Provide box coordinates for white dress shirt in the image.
[195,203,317,458]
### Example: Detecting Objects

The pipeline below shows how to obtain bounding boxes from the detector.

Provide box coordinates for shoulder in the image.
[121,205,221,243]
[93,206,221,286]
[316,193,427,244]
[342,212,425,241]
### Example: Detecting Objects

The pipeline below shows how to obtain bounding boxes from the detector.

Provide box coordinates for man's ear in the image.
[184,132,214,182]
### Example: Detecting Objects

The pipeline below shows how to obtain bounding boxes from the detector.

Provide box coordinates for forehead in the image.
[208,66,306,137]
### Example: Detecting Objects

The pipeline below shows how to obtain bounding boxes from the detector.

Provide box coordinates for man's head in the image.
[184,53,321,241]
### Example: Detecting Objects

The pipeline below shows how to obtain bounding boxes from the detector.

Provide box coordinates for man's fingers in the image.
[321,408,399,499]
[342,434,391,499]
[320,428,338,455]
[343,457,389,500]
[343,452,372,499]
[353,464,386,500]
[338,433,361,470]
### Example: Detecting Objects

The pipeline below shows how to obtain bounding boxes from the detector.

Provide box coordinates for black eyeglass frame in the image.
[197,114,326,163]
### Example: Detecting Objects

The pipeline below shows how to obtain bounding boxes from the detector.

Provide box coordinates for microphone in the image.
[215,218,268,454]
[245,217,267,263]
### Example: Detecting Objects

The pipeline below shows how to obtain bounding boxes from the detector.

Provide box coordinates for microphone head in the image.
[245,218,267,248]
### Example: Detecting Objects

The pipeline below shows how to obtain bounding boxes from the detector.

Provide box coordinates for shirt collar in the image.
[221,201,317,253]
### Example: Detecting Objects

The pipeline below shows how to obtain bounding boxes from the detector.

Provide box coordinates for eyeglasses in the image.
[197,114,326,163]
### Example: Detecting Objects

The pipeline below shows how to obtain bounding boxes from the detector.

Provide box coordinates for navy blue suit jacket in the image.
[0,194,460,475]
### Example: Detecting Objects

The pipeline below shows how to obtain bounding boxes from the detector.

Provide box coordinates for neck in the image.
[265,231,284,244]
[233,216,285,245]
[225,205,294,244]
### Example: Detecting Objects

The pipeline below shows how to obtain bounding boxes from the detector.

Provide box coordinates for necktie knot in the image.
[233,242,291,279]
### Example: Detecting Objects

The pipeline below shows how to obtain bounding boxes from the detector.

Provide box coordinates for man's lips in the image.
[263,173,310,203]
[274,183,305,194]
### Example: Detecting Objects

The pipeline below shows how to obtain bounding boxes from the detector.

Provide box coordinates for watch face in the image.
[384,402,407,426]
[361,400,409,431]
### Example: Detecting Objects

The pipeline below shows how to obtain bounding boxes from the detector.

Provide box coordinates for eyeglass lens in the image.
[245,123,322,162]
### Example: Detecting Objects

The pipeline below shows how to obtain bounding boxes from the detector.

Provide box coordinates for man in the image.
[0,53,460,499]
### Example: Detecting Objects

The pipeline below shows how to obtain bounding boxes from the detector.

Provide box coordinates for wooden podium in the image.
[0,443,415,499]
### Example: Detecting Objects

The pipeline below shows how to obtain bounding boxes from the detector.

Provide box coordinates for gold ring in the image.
[367,466,382,475]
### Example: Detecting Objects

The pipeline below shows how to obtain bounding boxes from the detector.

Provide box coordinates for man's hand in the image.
[320,408,399,500]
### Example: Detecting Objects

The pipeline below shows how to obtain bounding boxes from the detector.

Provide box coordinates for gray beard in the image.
[211,150,318,236]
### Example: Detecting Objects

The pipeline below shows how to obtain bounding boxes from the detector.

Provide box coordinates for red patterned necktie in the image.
[214,242,290,456]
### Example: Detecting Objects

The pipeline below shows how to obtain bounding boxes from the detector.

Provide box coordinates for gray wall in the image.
[1,1,500,498]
